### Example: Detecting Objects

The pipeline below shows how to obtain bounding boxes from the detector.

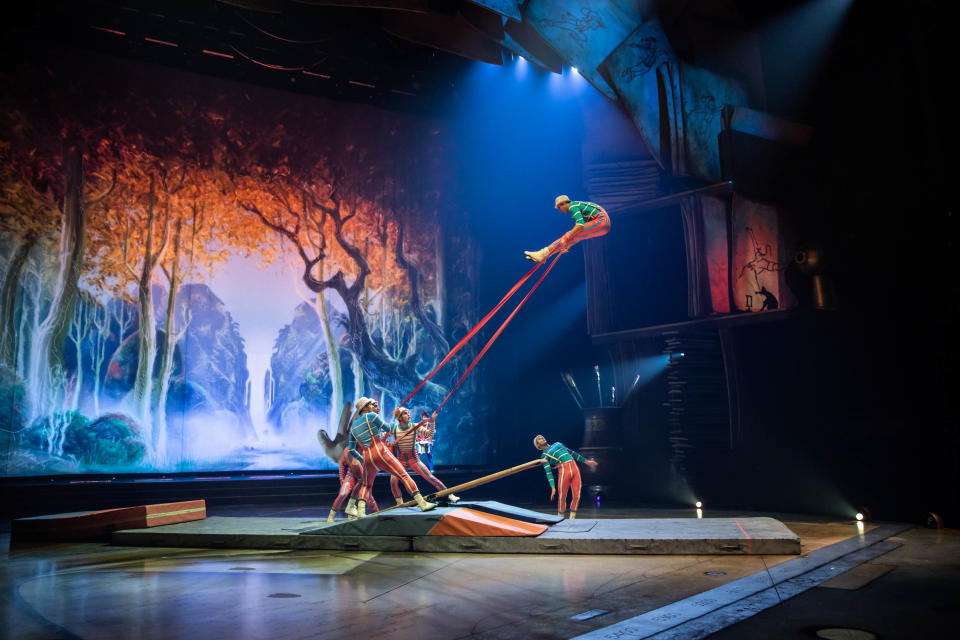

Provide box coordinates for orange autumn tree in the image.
[86,138,264,462]
[229,137,445,418]
[234,161,358,431]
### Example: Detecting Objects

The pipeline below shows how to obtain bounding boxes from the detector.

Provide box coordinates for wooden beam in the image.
[377,458,546,513]
[615,181,735,216]
[591,308,814,343]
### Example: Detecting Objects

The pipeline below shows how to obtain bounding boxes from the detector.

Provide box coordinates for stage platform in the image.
[111,501,800,555]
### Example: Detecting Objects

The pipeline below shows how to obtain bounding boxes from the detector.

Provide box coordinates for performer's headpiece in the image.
[554,195,571,208]
[393,406,410,419]
[355,397,376,413]
[533,434,546,447]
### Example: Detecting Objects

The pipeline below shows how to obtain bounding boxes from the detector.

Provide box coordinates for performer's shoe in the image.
[447,493,460,503]
[414,492,437,512]
[326,509,337,523]
[345,498,358,517]
[524,247,551,263]
[569,511,577,520]
[357,500,367,518]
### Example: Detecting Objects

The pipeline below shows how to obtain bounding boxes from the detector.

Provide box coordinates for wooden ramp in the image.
[12,500,206,542]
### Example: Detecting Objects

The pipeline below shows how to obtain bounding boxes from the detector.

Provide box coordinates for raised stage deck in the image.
[111,501,800,555]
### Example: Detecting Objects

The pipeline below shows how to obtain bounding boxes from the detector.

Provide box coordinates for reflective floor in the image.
[2,505,955,640]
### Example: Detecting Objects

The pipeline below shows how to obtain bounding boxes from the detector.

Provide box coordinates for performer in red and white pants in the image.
[533,434,598,518]
[348,397,436,517]
[327,450,379,522]
[389,407,459,505]
[524,196,611,263]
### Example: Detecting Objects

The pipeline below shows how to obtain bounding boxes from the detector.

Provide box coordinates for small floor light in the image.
[924,512,943,529]
[695,500,703,508]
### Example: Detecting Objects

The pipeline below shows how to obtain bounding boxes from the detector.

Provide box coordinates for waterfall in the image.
[245,336,274,441]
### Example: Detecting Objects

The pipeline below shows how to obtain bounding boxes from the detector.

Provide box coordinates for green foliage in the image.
[63,413,146,467]
[0,365,27,451]
[20,411,145,467]
[21,411,89,452]
[298,367,330,409]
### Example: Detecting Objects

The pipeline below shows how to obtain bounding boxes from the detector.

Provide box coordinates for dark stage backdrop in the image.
[0,48,483,476]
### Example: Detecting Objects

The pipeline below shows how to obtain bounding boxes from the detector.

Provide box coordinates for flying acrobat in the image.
[524,195,611,263]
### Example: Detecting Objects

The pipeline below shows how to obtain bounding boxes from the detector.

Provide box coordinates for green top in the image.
[567,201,602,226]
[540,442,588,487]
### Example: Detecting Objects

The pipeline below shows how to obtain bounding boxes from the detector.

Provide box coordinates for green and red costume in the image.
[332,450,379,514]
[348,412,421,503]
[540,441,588,513]
[388,419,447,501]
[549,200,611,253]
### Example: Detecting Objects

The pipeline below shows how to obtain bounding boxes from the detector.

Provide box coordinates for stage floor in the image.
[3,504,937,640]
[111,501,801,555]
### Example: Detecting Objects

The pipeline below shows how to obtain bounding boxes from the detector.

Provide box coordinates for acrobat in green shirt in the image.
[533,434,598,518]
[524,195,611,263]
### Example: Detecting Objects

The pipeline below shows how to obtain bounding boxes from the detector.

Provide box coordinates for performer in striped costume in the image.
[388,407,460,505]
[327,449,379,522]
[524,195,611,263]
[348,397,436,517]
[533,434,598,519]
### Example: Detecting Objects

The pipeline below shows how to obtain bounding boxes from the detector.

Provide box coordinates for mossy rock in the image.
[21,411,90,452]
[63,413,146,466]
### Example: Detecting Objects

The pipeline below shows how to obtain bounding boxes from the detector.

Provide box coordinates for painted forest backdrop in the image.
[0,49,483,476]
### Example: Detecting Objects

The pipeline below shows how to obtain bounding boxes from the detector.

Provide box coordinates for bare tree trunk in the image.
[130,271,156,430]
[154,218,186,464]
[128,177,169,453]
[91,302,109,417]
[351,349,364,403]
[68,297,92,411]
[0,234,35,367]
[115,296,134,344]
[314,260,343,435]
[17,270,42,381]
[29,143,85,418]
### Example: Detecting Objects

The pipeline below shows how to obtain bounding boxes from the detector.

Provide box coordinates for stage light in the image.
[571,66,577,72]
[855,512,863,521]
[924,512,943,529]
[695,500,702,508]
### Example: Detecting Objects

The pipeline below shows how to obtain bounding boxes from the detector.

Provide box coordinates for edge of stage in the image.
[105,501,801,556]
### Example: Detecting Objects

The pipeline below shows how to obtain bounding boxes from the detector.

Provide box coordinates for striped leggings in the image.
[556,460,582,513]
[332,465,379,513]
[390,450,446,501]
[357,439,420,502]
[549,207,611,252]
